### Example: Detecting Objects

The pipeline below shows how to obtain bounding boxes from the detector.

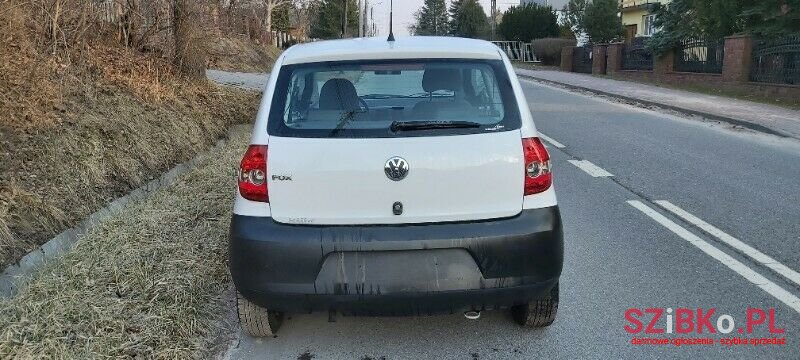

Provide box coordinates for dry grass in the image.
[0,2,64,129]
[207,35,282,73]
[530,38,576,66]
[0,0,262,269]
[88,45,187,104]
[0,127,251,358]
[0,86,259,268]
[0,185,68,257]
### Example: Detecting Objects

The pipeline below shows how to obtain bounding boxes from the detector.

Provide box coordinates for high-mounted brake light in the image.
[522,137,552,195]
[239,145,268,202]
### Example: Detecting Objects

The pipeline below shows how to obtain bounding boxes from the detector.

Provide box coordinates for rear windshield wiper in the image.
[390,120,482,132]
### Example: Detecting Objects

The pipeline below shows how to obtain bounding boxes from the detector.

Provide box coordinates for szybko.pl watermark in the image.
[625,307,787,347]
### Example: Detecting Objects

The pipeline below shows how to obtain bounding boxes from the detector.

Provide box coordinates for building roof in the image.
[281,36,503,65]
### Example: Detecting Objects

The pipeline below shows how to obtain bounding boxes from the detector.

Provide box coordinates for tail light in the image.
[239,145,268,202]
[522,137,552,195]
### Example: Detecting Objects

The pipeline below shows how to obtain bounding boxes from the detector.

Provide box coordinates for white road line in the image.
[567,160,614,177]
[627,200,800,314]
[538,133,565,148]
[655,200,800,287]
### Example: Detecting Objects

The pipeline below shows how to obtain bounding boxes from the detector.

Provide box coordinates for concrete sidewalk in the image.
[515,68,800,139]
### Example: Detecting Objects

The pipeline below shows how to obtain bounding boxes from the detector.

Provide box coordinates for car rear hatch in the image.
[262,58,526,225]
[267,132,524,225]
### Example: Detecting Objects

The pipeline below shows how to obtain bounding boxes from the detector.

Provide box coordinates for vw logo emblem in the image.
[384,156,409,181]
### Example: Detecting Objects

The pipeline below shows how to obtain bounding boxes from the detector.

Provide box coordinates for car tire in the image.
[236,291,283,337]
[512,283,559,328]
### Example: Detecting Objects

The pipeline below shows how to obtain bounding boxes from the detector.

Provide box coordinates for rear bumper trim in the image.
[229,206,563,314]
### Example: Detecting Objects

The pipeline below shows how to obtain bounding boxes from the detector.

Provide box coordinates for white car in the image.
[229,36,563,336]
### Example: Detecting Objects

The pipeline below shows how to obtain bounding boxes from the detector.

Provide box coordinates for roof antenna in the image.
[387,0,395,41]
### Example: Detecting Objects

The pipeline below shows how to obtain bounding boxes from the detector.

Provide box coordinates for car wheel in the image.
[236,291,283,337]
[512,283,559,328]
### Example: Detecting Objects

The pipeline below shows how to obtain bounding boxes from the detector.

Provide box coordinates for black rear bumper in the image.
[229,206,563,315]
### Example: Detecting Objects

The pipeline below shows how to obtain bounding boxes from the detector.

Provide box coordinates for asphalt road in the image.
[224,75,800,360]
[207,69,269,91]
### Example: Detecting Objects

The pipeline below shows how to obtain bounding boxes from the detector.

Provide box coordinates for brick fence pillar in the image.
[592,44,608,75]
[606,42,624,76]
[722,34,754,82]
[561,46,575,72]
[654,49,675,78]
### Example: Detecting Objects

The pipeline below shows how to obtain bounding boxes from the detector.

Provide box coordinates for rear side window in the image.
[267,59,520,138]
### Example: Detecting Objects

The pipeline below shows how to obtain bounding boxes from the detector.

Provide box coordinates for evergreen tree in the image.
[693,0,754,38]
[646,0,797,53]
[498,4,559,42]
[309,0,358,39]
[448,0,464,34]
[562,0,588,38]
[741,0,800,37]
[582,0,623,43]
[409,0,449,36]
[646,0,698,54]
[450,0,490,39]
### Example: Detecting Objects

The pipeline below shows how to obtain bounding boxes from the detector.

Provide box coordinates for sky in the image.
[367,0,521,37]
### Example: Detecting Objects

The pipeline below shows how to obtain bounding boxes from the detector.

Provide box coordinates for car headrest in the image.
[422,68,462,93]
[319,78,360,110]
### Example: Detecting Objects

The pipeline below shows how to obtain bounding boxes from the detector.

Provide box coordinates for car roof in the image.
[281,36,504,65]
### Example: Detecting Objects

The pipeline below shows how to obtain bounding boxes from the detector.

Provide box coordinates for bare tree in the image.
[173,0,206,78]
[291,0,314,38]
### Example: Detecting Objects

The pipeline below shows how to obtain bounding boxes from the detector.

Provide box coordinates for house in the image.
[620,0,670,41]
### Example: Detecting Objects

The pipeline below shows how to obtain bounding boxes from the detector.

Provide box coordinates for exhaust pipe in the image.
[464,310,481,320]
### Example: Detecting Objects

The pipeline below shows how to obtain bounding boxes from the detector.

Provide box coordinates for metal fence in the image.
[492,41,539,62]
[621,37,654,71]
[674,37,725,73]
[523,43,538,62]
[750,35,800,85]
[573,46,593,73]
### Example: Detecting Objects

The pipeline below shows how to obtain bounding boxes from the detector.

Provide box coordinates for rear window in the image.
[267,59,521,138]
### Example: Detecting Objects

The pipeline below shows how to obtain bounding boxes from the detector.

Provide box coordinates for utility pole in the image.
[358,0,364,37]
[490,0,497,40]
[434,0,442,35]
[370,6,375,36]
[363,0,369,37]
[342,0,348,38]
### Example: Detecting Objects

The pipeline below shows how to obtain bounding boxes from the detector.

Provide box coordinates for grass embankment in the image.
[0,127,250,358]
[207,35,282,73]
[0,2,261,269]
[0,82,258,268]
[1,1,266,357]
